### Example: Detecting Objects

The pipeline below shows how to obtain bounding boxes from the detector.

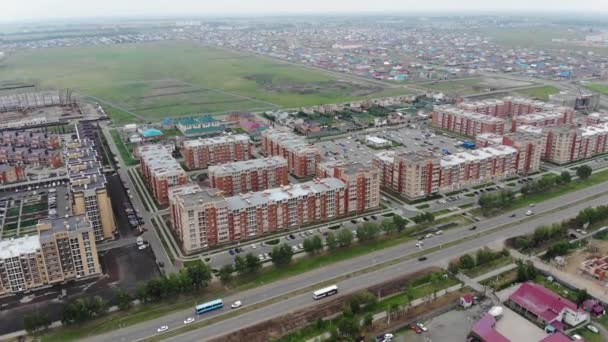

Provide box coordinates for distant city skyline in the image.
[2,0,608,22]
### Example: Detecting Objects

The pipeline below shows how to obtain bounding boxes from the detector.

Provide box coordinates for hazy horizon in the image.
[3,0,608,23]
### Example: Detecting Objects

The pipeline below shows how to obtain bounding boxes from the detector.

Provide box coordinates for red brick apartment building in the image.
[459,97,574,119]
[169,178,346,253]
[0,131,61,149]
[373,146,520,199]
[137,144,189,205]
[431,105,506,137]
[316,161,380,214]
[261,129,321,178]
[208,156,289,196]
[0,146,63,168]
[477,132,544,175]
[182,134,252,170]
[0,165,26,184]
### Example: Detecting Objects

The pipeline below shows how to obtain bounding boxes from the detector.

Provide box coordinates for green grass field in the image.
[514,85,560,100]
[586,83,608,95]
[0,41,410,124]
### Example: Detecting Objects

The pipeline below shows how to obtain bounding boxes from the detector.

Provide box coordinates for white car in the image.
[416,322,428,332]
[251,243,257,249]
[231,300,242,309]
[157,325,169,333]
[526,210,534,216]
[183,317,195,325]
[529,203,535,207]
[425,233,433,239]
[415,241,424,247]
[138,244,147,250]
[435,230,443,235]
[384,333,394,339]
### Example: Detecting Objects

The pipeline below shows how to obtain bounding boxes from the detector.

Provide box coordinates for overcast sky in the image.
[3,0,608,22]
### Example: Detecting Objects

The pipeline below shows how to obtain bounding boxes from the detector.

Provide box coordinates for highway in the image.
[87,177,608,342]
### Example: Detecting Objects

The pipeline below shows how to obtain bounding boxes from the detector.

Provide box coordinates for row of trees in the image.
[520,172,572,196]
[509,223,568,252]
[478,190,515,212]
[136,261,212,303]
[448,247,510,273]
[570,205,608,228]
[61,296,108,324]
[411,212,435,224]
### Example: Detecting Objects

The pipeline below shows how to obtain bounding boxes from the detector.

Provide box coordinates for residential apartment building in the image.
[0,131,61,149]
[261,129,321,177]
[209,156,288,196]
[169,178,346,253]
[316,161,380,213]
[511,110,574,131]
[64,139,116,241]
[460,97,574,119]
[586,112,608,126]
[431,105,506,137]
[182,134,252,170]
[372,150,399,190]
[501,132,544,175]
[373,146,518,199]
[138,144,189,205]
[0,146,63,168]
[0,215,101,296]
[175,115,225,136]
[0,165,26,184]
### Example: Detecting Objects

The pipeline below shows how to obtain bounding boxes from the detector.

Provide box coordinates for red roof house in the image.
[469,313,510,342]
[508,282,588,328]
[460,293,475,308]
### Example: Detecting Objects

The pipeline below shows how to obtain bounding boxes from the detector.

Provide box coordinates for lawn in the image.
[572,327,603,342]
[514,85,560,101]
[586,83,608,95]
[462,256,513,279]
[0,41,411,123]
[110,129,138,165]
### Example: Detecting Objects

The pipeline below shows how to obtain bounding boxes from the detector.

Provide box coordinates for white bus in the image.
[313,285,338,300]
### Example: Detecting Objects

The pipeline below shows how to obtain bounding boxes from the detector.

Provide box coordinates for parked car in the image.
[416,322,428,332]
[418,256,428,262]
[469,225,477,230]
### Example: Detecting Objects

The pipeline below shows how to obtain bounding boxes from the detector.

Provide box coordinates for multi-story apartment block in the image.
[138,144,189,205]
[0,165,26,184]
[64,139,116,241]
[0,131,61,149]
[316,161,380,213]
[431,105,506,137]
[182,134,252,170]
[169,178,346,253]
[261,129,321,177]
[209,156,288,196]
[586,112,608,126]
[373,146,518,199]
[511,110,574,131]
[501,132,544,175]
[0,215,101,296]
[458,99,508,118]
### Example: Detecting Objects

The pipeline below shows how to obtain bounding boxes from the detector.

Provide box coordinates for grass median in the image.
[109,129,138,166]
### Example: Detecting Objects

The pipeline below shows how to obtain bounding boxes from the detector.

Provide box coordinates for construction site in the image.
[0,89,97,129]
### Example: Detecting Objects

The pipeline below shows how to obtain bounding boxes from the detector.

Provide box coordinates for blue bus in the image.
[195,299,224,315]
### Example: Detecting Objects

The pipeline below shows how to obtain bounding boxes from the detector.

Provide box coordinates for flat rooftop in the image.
[226,177,345,210]
[138,144,185,178]
[494,306,548,342]
[581,122,608,137]
[434,105,505,124]
[38,214,91,236]
[0,235,41,259]
[441,145,517,167]
[182,134,250,148]
[208,156,287,176]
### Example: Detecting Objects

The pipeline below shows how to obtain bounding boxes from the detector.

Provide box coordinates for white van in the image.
[587,325,599,334]
[136,237,144,246]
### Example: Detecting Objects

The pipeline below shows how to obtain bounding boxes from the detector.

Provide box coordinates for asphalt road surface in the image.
[89,178,608,342]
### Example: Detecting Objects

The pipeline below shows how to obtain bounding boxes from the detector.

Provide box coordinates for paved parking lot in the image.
[206,214,386,269]
[314,126,465,167]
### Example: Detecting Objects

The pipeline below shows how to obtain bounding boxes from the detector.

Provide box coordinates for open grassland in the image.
[0,41,411,124]
[514,85,560,100]
[586,83,608,95]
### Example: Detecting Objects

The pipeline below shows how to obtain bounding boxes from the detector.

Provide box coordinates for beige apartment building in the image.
[0,215,101,295]
[64,139,116,241]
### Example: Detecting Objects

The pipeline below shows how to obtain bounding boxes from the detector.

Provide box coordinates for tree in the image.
[115,289,132,311]
[458,254,475,270]
[245,253,261,274]
[516,259,538,282]
[136,282,149,303]
[234,255,248,275]
[186,261,212,289]
[575,288,590,305]
[303,238,315,254]
[311,235,323,253]
[576,165,592,180]
[387,303,400,324]
[363,313,373,329]
[24,312,50,334]
[337,228,353,247]
[447,260,460,275]
[393,215,408,233]
[336,316,360,339]
[218,264,234,284]
[559,171,572,184]
[326,232,338,250]
[271,243,293,267]
[381,219,395,234]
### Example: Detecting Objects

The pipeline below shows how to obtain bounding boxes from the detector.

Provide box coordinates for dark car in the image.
[235,247,242,253]
[469,225,477,230]
[229,249,235,255]
[351,220,358,224]
[289,234,296,240]
[371,215,377,220]
[509,213,516,218]
[418,256,428,262]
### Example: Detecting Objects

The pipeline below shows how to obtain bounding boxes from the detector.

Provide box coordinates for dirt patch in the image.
[243,74,383,96]
[210,267,443,342]
[563,239,608,275]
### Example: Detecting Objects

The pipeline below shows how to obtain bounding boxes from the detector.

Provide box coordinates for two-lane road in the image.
[88,178,608,342]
